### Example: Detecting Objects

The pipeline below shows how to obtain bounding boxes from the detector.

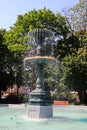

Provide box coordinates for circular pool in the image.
[0,105,87,130]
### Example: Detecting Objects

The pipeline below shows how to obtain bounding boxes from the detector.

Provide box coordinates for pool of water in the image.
[0,105,87,130]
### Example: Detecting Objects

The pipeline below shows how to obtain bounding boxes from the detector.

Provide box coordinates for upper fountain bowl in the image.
[28,28,55,46]
[26,28,56,57]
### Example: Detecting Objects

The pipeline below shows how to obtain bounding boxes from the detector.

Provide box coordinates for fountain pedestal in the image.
[28,87,53,118]
[27,62,53,118]
[27,105,53,118]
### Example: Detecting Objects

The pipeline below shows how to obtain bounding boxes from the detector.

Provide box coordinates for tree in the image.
[56,0,87,104]
[64,0,87,32]
[59,30,87,104]
[4,8,69,86]
[0,29,14,100]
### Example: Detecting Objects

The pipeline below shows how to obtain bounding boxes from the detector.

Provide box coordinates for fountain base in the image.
[27,105,53,118]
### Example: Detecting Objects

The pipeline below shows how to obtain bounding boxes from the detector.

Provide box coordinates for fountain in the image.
[24,28,57,118]
[0,28,87,130]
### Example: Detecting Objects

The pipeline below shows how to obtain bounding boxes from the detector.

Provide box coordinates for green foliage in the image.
[55,35,80,59]
[2,8,69,87]
[1,6,87,104]
[4,27,27,54]
[0,29,14,86]
[59,31,87,103]
[56,0,87,104]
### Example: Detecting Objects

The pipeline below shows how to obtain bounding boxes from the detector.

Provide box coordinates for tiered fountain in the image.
[24,28,57,118]
[0,28,87,130]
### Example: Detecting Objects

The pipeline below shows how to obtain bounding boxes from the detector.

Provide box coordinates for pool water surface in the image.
[0,105,87,130]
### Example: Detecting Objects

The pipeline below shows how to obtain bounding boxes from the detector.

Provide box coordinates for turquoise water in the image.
[0,106,87,130]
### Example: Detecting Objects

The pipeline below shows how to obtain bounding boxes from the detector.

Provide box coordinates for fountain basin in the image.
[0,105,87,130]
[24,56,57,64]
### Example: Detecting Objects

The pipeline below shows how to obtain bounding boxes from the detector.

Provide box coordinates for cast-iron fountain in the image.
[0,28,87,130]
[24,28,57,118]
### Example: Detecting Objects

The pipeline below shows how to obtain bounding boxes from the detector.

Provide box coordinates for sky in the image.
[0,0,79,30]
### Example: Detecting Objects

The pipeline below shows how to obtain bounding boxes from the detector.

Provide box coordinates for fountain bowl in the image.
[24,56,57,64]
